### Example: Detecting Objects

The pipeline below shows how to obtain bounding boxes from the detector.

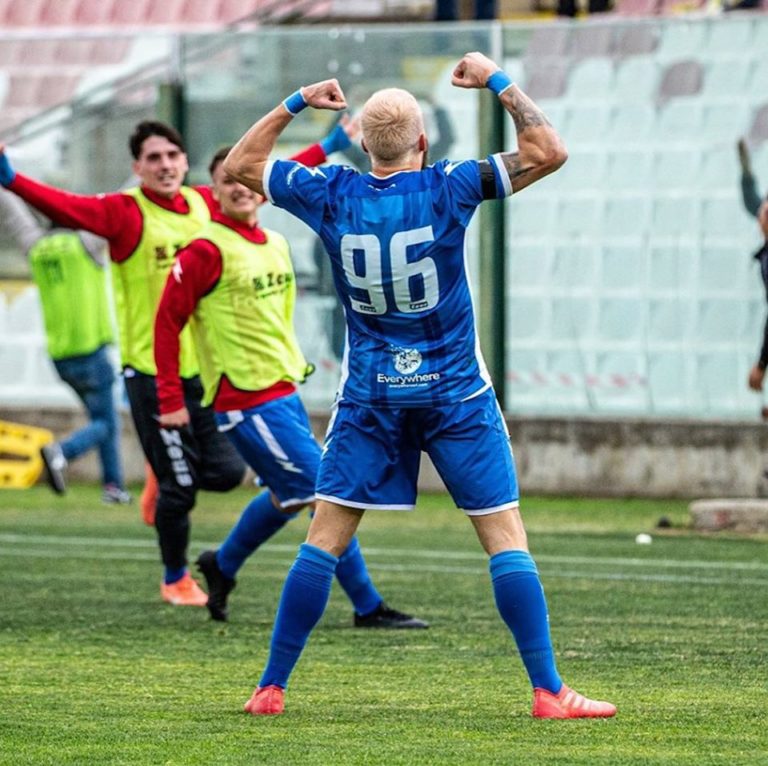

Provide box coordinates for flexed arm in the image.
[223,79,347,197]
[451,52,567,193]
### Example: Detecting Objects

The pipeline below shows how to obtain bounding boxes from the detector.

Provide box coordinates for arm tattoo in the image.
[507,90,550,133]
[500,152,533,182]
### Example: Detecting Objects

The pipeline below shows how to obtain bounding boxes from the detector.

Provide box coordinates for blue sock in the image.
[217,492,298,579]
[335,536,383,616]
[259,543,338,688]
[489,550,562,694]
[164,566,186,585]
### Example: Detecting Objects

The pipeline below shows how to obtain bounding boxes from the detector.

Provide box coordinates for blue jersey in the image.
[264,156,512,407]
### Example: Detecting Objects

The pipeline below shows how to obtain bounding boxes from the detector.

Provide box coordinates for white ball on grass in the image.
[635,533,652,545]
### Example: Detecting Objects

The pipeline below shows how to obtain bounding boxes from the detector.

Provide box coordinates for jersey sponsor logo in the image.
[378,347,440,388]
[393,347,422,375]
[376,371,440,386]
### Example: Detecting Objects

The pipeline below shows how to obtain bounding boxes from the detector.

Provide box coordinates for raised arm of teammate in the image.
[451,52,567,193]
[223,79,347,197]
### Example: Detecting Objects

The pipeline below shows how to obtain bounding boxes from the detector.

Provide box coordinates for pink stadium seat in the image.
[89,38,131,65]
[747,104,768,147]
[18,39,59,66]
[616,24,659,56]
[108,0,149,25]
[5,75,43,108]
[75,0,117,25]
[53,39,94,66]
[220,0,269,25]
[35,74,79,107]
[569,23,615,57]
[524,25,571,59]
[5,0,46,26]
[40,0,79,25]
[523,61,569,100]
[656,59,702,106]
[181,0,223,25]
[615,0,658,15]
[0,40,25,67]
[145,0,186,25]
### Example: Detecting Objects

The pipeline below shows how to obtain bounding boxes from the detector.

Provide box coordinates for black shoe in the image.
[354,602,429,629]
[195,549,236,622]
[40,443,67,495]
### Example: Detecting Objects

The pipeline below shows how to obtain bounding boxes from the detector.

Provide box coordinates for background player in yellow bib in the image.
[153,147,427,629]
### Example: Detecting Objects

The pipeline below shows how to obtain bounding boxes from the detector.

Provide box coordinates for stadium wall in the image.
[4,407,765,499]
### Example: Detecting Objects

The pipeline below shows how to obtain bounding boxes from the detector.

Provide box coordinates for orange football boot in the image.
[140,462,158,526]
[160,573,208,606]
[532,685,616,719]
[243,685,285,716]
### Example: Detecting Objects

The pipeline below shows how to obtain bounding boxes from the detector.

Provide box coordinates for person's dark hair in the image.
[208,146,233,177]
[128,120,186,159]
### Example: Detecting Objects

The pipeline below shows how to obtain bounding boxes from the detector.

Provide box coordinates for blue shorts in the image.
[215,393,320,508]
[315,388,519,515]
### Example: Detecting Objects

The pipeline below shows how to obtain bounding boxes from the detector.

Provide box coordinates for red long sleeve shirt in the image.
[7,142,327,264]
[9,142,327,413]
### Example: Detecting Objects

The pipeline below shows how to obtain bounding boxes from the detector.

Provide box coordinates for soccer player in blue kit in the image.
[223,51,617,719]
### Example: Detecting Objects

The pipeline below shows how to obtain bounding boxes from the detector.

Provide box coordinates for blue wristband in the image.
[320,123,351,156]
[0,152,16,187]
[486,70,514,96]
[283,89,308,116]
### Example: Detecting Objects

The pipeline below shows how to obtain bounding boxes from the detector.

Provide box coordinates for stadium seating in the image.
[505,14,768,417]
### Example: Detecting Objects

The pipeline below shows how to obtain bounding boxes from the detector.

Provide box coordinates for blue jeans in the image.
[53,345,123,488]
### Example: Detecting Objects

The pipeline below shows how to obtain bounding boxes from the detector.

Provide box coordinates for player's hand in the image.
[301,79,347,111]
[451,52,500,89]
[748,365,765,392]
[158,407,190,428]
[737,138,752,174]
[0,143,16,187]
[758,201,768,239]
[340,113,362,143]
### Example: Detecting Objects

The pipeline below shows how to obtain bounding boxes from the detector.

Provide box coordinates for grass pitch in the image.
[1,486,766,765]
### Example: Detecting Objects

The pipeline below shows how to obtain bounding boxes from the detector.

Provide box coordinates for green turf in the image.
[1,486,766,765]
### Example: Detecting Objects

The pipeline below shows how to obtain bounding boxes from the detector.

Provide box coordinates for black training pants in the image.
[124,370,245,570]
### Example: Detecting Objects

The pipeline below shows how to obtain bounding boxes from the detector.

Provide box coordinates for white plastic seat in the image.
[551,245,598,289]
[703,57,753,98]
[700,196,743,237]
[600,243,646,289]
[651,197,698,236]
[603,149,653,191]
[698,245,750,293]
[608,104,656,144]
[602,196,651,238]
[613,57,659,104]
[566,58,615,100]
[648,243,696,291]
[653,149,700,191]
[597,298,645,341]
[508,197,556,237]
[507,297,549,340]
[697,299,748,341]
[557,195,603,237]
[706,17,754,55]
[656,99,703,140]
[657,21,708,59]
[563,103,611,144]
[648,299,690,341]
[507,244,552,288]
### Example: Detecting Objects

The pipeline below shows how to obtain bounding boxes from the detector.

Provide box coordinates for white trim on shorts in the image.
[315,493,415,511]
[279,493,316,509]
[461,500,520,517]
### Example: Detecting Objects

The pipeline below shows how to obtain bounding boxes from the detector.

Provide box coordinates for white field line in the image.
[1,533,767,586]
[0,532,766,572]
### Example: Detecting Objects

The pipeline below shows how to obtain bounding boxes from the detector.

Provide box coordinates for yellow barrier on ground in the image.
[0,419,54,489]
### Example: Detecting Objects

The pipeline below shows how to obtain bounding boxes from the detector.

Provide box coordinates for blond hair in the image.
[361,88,424,167]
